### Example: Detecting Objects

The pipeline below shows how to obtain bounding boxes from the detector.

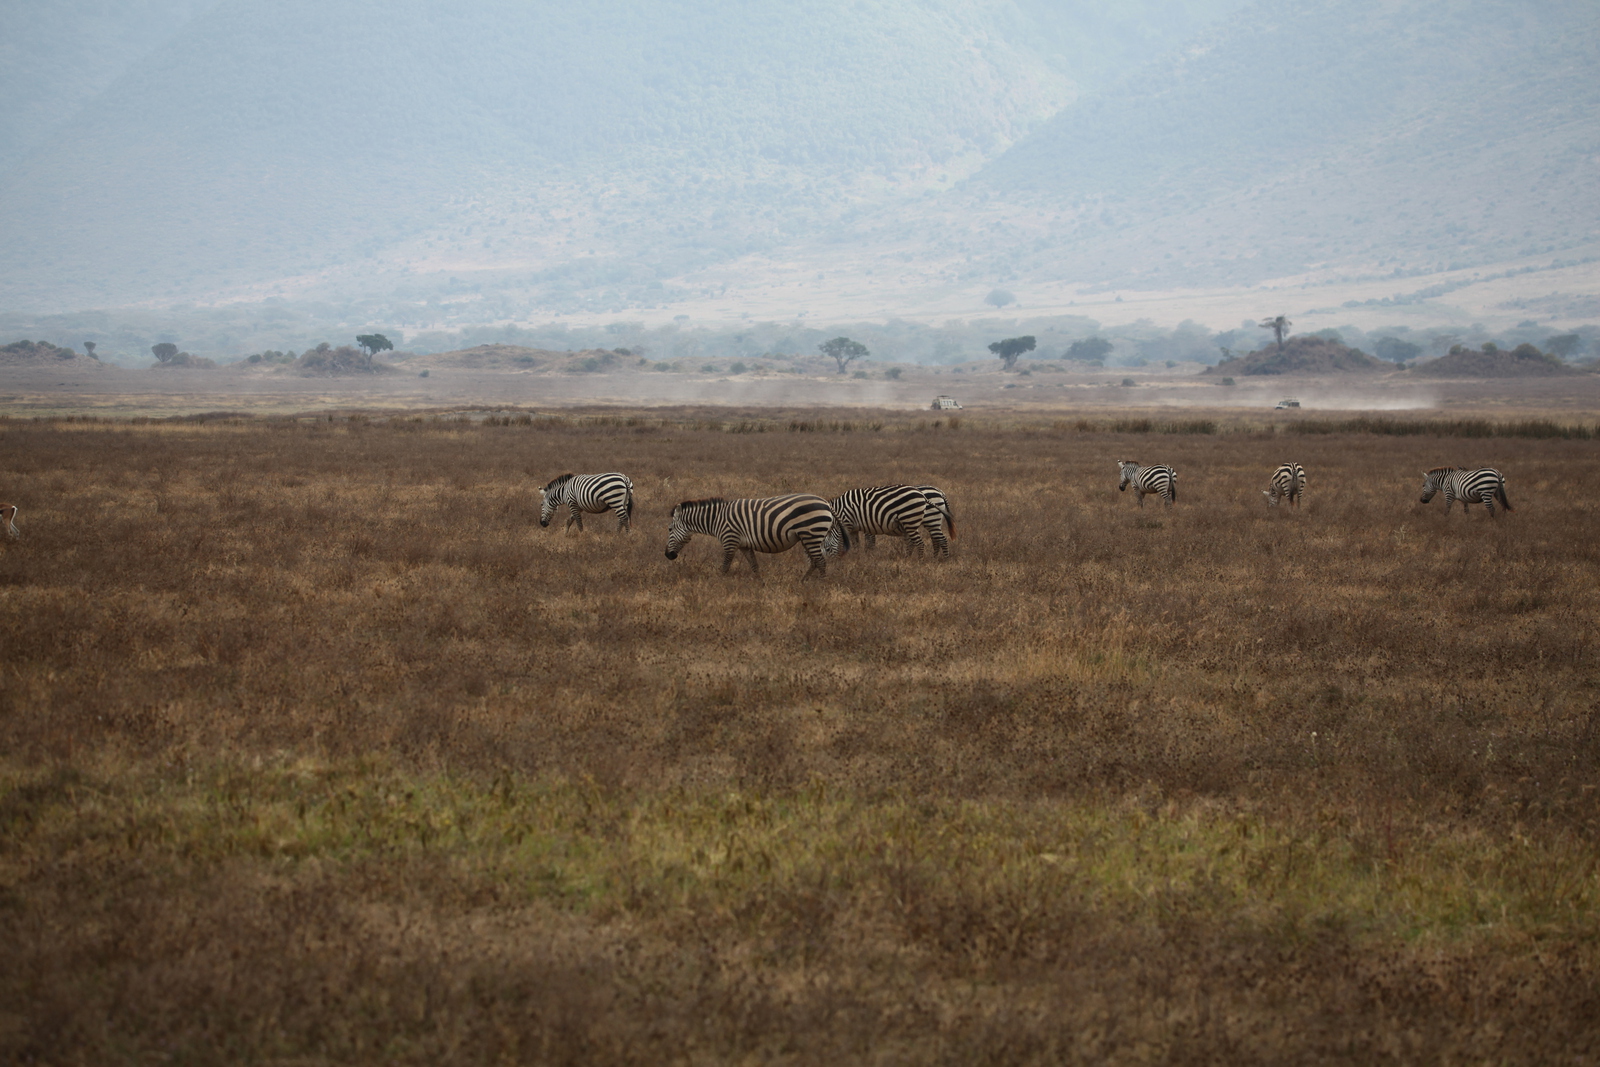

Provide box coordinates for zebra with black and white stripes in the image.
[1420,466,1513,515]
[539,472,634,532]
[1118,461,1177,508]
[1,504,17,539]
[665,494,848,579]
[829,485,938,557]
[1262,462,1306,508]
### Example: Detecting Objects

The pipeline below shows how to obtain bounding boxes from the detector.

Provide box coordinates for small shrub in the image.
[728,362,748,375]
[1121,378,1136,387]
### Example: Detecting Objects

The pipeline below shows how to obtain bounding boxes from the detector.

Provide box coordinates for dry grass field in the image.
[3,408,1599,1064]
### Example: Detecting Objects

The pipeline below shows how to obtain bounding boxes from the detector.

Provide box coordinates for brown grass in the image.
[3,411,1599,1064]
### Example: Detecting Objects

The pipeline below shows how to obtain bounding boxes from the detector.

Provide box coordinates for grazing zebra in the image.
[539,472,634,532]
[1262,462,1307,508]
[829,485,937,557]
[1419,466,1513,515]
[1,504,16,539]
[665,494,848,579]
[1118,461,1177,508]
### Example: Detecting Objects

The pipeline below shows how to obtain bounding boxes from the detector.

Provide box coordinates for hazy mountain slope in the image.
[961,0,1600,286]
[0,0,1079,309]
[0,0,1272,313]
[0,0,222,164]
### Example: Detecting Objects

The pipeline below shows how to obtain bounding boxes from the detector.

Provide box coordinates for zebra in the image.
[1118,461,1177,508]
[1,504,16,539]
[539,472,634,532]
[1262,462,1306,508]
[1419,466,1513,515]
[828,485,938,557]
[665,494,848,579]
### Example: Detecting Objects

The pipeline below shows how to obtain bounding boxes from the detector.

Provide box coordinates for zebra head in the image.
[538,473,574,527]
[1118,461,1140,492]
[1419,467,1451,504]
[1,504,16,539]
[664,502,694,560]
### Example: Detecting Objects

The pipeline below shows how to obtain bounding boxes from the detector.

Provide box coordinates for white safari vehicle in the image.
[1275,398,1302,409]
[931,395,963,410]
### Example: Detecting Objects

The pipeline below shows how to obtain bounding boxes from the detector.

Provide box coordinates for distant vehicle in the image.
[1275,398,1301,409]
[932,395,962,410]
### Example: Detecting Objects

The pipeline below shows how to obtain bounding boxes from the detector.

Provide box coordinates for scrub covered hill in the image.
[1412,343,1586,378]
[1203,336,1389,376]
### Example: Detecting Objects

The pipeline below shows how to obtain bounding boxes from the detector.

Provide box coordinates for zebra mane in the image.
[544,472,576,491]
[1425,466,1458,475]
[677,497,725,509]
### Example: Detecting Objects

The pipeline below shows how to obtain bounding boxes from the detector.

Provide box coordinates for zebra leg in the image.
[1135,489,1146,508]
[904,524,927,557]
[741,548,760,574]
[800,538,827,580]
[864,531,877,551]
[928,522,950,557]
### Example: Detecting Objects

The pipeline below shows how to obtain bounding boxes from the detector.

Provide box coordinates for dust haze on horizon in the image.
[1,0,1597,363]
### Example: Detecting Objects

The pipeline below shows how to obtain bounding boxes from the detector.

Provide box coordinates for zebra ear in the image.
[538,488,546,497]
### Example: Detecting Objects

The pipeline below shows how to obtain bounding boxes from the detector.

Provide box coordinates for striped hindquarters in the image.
[667,494,841,578]
[1263,462,1306,507]
[913,484,955,556]
[540,472,634,529]
[829,485,933,555]
[1118,461,1177,508]
[1420,466,1512,515]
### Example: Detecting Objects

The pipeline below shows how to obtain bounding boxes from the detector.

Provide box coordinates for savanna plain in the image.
[3,408,1599,1064]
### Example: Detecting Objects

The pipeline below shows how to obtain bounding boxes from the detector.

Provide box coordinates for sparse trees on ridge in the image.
[1259,316,1292,353]
[151,342,178,363]
[1067,337,1113,363]
[819,336,868,374]
[988,335,1036,370]
[356,333,393,356]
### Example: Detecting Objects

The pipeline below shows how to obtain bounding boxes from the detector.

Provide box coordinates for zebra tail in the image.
[1497,484,1513,513]
[837,524,852,556]
[942,504,956,540]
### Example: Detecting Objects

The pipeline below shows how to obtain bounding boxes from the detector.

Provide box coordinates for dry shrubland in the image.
[2,410,1598,1064]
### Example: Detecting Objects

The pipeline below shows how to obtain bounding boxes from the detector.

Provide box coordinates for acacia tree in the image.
[819,336,868,374]
[356,333,393,356]
[151,342,178,363]
[1259,316,1292,353]
[82,341,97,359]
[988,335,1036,370]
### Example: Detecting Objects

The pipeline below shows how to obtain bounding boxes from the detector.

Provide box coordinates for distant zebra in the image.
[1420,466,1513,515]
[1263,462,1307,508]
[1,504,16,539]
[829,485,937,557]
[1118,461,1177,508]
[665,494,848,579]
[539,472,634,532]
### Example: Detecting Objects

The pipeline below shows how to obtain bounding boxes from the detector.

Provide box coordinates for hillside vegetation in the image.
[1204,335,1389,376]
[1414,343,1584,378]
[1,0,1594,313]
